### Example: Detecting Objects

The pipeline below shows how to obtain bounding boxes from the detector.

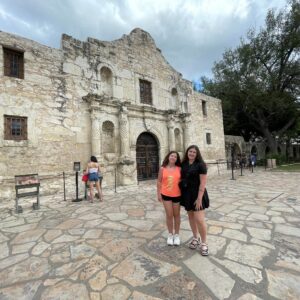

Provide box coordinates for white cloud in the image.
[0,0,287,80]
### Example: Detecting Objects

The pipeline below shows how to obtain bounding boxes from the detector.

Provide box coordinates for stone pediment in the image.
[126,28,157,48]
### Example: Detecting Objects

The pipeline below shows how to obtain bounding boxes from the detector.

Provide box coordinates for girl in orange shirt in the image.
[157,151,181,246]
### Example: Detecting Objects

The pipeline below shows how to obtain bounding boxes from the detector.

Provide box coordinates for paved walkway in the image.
[0,168,299,300]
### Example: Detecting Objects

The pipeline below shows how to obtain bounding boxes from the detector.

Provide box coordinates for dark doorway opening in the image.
[136,132,159,181]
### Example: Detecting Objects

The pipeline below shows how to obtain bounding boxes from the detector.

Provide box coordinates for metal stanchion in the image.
[84,183,87,200]
[72,162,82,202]
[240,162,243,176]
[231,160,235,180]
[114,168,117,193]
[217,161,220,175]
[63,172,66,201]
[230,144,235,180]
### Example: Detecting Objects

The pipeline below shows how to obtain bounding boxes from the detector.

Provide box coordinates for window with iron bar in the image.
[139,79,152,105]
[4,115,27,140]
[3,47,24,79]
[206,132,212,145]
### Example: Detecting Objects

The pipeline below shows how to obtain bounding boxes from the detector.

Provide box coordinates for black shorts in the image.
[161,194,181,203]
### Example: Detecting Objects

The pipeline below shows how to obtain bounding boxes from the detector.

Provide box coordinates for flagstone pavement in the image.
[0,168,299,300]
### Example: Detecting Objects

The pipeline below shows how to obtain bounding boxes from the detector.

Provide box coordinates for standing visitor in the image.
[180,145,209,256]
[157,151,182,246]
[86,156,103,203]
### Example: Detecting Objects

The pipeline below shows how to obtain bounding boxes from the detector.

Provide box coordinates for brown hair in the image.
[182,145,205,164]
[162,151,181,167]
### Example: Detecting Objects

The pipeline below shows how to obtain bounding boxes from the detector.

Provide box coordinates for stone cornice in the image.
[83,93,190,123]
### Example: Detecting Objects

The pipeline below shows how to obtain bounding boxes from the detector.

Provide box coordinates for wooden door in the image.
[136,133,159,180]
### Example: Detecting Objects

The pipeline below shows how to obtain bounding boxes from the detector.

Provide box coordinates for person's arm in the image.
[157,167,163,202]
[195,174,207,210]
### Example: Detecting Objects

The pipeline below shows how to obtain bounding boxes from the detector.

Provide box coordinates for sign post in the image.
[72,162,82,202]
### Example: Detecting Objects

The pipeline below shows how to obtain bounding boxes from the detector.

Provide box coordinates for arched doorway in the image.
[251,146,257,155]
[136,132,159,180]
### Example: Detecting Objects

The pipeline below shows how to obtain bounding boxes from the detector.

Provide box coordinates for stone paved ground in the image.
[0,168,300,300]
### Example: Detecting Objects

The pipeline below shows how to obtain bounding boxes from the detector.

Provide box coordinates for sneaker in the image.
[173,234,180,246]
[167,234,174,246]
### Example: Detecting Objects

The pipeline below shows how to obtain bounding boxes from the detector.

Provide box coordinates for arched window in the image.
[181,99,188,113]
[171,88,178,109]
[100,67,113,97]
[102,121,115,153]
[174,128,182,152]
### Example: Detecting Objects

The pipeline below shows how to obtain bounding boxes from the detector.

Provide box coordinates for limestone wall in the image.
[189,92,225,160]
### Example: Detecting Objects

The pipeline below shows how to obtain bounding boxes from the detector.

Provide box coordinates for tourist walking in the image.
[86,156,103,203]
[180,145,209,255]
[157,151,182,246]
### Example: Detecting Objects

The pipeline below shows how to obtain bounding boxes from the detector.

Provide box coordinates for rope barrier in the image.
[1,158,272,202]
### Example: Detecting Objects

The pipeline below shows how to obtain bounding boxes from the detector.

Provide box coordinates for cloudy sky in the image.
[0,0,287,81]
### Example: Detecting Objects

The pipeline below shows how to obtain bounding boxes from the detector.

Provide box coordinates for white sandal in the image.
[200,243,209,256]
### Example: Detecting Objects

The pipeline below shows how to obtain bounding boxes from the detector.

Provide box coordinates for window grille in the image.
[4,115,27,140]
[3,48,24,79]
[206,132,211,145]
[139,79,152,105]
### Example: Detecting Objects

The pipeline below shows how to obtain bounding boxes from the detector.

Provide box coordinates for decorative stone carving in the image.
[168,115,175,151]
[91,113,101,159]
[119,106,130,159]
[183,115,191,150]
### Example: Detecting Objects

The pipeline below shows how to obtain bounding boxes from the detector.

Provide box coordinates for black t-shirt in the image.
[181,161,207,188]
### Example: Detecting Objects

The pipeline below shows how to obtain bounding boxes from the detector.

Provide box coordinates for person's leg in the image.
[194,210,209,255]
[187,211,198,238]
[89,181,94,202]
[172,202,181,245]
[194,210,207,243]
[95,181,102,201]
[162,200,174,234]
[187,210,200,249]
[172,203,181,235]
[99,178,103,200]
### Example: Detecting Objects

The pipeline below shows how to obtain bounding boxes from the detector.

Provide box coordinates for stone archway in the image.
[136,132,159,181]
[251,145,257,155]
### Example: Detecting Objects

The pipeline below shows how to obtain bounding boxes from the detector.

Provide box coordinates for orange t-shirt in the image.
[161,166,181,197]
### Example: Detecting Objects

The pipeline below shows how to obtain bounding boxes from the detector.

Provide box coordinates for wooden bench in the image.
[15,174,40,213]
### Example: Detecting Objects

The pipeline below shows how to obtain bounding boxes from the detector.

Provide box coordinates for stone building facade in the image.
[0,28,225,199]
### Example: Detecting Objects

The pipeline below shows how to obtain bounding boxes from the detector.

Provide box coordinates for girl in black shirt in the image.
[180,145,209,256]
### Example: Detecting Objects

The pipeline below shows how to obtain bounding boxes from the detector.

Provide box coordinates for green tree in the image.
[202,0,300,154]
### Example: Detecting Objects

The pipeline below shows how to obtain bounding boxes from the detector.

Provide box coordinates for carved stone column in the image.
[119,106,130,158]
[168,115,175,151]
[91,112,101,159]
[118,105,135,185]
[183,115,191,150]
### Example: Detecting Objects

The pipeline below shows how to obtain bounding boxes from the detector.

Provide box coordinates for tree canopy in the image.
[201,0,300,154]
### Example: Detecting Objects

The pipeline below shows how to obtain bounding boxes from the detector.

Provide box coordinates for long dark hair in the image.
[182,145,205,164]
[90,155,98,162]
[161,151,181,167]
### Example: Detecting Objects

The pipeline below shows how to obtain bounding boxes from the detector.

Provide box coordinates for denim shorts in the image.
[89,173,99,182]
